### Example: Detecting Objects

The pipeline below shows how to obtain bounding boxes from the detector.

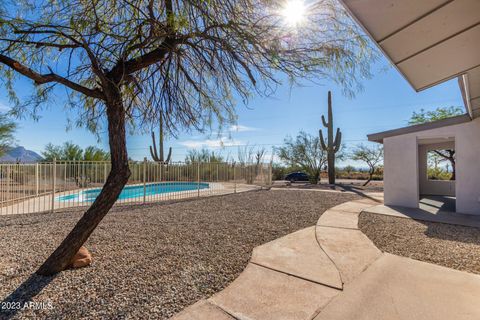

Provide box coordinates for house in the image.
[339,0,480,215]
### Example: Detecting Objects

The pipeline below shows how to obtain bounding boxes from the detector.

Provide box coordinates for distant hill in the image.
[0,146,43,163]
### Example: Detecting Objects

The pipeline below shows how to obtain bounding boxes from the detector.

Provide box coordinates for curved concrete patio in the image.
[171,193,480,320]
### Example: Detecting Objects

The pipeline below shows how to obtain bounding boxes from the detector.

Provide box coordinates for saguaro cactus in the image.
[319,91,342,184]
[149,112,172,163]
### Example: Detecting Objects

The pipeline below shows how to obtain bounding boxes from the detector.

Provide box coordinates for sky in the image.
[0,54,464,167]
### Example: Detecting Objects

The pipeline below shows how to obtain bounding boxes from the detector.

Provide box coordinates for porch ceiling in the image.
[460,66,480,118]
[339,0,480,92]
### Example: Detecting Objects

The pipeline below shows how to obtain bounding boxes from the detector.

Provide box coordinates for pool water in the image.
[57,182,210,202]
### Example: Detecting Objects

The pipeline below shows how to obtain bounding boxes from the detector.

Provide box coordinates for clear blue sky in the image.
[0,54,464,166]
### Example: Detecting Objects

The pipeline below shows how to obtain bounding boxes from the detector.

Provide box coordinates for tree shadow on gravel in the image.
[0,273,56,319]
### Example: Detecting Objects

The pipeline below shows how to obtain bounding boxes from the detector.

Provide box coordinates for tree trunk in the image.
[449,158,455,181]
[327,153,335,184]
[363,168,374,186]
[37,92,131,276]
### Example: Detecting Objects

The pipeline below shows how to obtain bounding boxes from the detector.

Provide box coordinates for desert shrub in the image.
[427,168,452,180]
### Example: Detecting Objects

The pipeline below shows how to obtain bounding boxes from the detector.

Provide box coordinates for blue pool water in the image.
[57,182,210,202]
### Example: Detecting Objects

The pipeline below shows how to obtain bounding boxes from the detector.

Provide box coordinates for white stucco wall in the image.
[418,141,455,197]
[384,135,419,208]
[383,117,480,215]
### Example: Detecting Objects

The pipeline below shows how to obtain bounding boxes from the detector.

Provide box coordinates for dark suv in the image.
[284,172,310,182]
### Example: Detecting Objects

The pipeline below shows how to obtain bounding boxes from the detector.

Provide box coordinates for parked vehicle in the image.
[284,172,310,182]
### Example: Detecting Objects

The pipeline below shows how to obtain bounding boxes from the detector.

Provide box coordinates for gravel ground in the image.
[359,212,480,275]
[0,190,359,319]
[273,180,384,193]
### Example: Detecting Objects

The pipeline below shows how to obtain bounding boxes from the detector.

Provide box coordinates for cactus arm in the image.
[334,128,341,147]
[319,130,327,151]
[165,147,172,164]
[150,131,159,160]
[321,115,328,127]
[333,130,342,153]
[150,145,159,162]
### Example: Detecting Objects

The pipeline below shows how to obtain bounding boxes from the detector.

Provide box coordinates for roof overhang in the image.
[339,0,480,118]
[458,67,480,118]
[367,114,471,143]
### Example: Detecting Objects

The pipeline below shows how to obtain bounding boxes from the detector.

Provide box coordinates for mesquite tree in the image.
[0,0,373,275]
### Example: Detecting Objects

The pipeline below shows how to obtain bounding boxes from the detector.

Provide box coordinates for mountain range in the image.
[0,146,43,163]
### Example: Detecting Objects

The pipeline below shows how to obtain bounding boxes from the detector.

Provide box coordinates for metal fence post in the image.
[143,157,147,204]
[35,162,39,196]
[233,162,236,194]
[51,158,56,213]
[104,162,107,183]
[6,165,10,202]
[269,161,273,186]
[197,162,200,197]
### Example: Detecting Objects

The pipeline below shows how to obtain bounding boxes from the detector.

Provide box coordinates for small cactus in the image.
[149,112,172,163]
[319,91,342,184]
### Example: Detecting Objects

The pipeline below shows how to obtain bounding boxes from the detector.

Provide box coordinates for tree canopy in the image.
[0,0,374,135]
[408,106,464,125]
[42,142,110,161]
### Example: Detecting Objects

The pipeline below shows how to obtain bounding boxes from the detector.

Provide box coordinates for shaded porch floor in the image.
[364,195,480,228]
[419,195,456,213]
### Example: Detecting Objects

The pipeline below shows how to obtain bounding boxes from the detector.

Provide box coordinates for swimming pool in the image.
[56,182,210,202]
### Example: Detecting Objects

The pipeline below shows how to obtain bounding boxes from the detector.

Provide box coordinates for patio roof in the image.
[339,0,480,118]
[459,67,480,118]
[367,114,471,143]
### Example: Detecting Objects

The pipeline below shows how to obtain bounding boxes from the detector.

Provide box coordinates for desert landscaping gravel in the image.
[359,212,480,275]
[273,180,384,193]
[0,190,359,319]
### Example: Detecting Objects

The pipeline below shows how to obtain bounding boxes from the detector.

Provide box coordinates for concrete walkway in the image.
[171,193,480,320]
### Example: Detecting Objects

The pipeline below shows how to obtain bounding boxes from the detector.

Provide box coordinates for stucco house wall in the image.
[384,135,419,208]
[383,117,480,215]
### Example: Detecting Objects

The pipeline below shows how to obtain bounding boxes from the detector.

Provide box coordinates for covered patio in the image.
[368,114,480,215]
[340,0,480,216]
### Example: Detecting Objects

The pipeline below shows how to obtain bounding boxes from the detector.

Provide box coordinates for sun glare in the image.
[281,0,307,27]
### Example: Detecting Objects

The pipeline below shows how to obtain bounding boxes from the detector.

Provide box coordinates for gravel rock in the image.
[0,190,359,319]
[273,181,383,192]
[359,212,480,275]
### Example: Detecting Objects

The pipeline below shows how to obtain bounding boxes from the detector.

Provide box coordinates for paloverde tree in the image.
[0,0,373,275]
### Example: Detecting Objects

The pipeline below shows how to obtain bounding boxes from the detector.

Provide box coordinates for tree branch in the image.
[107,37,176,83]
[0,38,80,49]
[0,53,105,99]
